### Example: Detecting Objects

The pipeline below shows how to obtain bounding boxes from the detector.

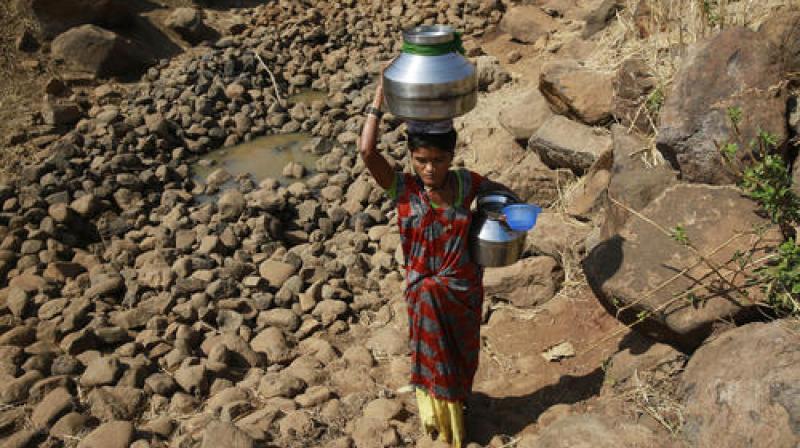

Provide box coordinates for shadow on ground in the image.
[466,367,605,445]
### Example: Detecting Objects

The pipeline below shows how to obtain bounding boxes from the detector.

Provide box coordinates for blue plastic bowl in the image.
[502,204,542,231]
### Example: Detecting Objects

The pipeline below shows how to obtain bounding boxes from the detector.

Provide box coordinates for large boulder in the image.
[656,27,788,185]
[51,25,153,78]
[526,212,593,262]
[518,413,664,447]
[495,151,576,208]
[679,320,800,447]
[136,252,174,290]
[563,149,613,219]
[528,115,613,173]
[29,0,134,37]
[201,334,263,368]
[601,126,678,239]
[86,387,144,421]
[583,184,783,350]
[458,126,527,176]
[497,86,554,141]
[581,0,624,38]
[483,256,563,307]
[499,5,557,44]
[539,60,615,125]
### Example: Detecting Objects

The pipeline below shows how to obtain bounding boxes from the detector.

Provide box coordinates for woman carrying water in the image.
[358,69,516,447]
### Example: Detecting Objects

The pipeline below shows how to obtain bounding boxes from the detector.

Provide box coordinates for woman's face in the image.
[411,146,453,188]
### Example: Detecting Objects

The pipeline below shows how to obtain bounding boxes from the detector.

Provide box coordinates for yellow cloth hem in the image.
[415,388,464,448]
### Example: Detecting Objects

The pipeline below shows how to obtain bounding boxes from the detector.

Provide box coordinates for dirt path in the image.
[467,288,627,444]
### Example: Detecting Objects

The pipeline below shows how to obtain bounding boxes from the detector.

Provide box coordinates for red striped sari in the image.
[390,168,485,401]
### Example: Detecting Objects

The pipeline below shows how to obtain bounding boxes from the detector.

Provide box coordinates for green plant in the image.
[670,225,689,245]
[757,239,800,315]
[687,292,702,308]
[702,0,721,27]
[601,357,613,373]
[727,105,743,127]
[721,142,739,162]
[741,151,800,227]
[646,86,665,115]
[717,108,800,317]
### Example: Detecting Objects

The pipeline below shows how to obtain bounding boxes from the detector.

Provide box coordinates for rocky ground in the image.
[0,0,799,447]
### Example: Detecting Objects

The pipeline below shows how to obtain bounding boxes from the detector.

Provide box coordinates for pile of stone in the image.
[0,1,516,447]
[5,0,799,446]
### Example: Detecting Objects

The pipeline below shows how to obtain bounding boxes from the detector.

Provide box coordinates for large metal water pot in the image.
[382,25,477,121]
[469,192,526,267]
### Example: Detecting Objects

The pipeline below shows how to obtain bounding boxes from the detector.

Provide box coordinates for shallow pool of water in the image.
[288,89,327,104]
[192,133,320,186]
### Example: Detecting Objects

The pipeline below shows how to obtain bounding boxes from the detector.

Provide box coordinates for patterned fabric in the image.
[392,168,486,402]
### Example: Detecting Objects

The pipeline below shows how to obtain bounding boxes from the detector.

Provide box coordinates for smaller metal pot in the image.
[469,191,526,267]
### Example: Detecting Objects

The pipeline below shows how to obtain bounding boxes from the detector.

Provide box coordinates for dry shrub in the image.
[585,0,793,84]
[622,369,686,435]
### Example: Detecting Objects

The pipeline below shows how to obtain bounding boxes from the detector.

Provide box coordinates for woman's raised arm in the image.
[358,66,396,190]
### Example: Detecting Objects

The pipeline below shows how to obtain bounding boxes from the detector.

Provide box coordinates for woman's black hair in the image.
[408,129,457,154]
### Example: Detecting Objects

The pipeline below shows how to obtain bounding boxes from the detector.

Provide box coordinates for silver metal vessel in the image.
[470,192,526,268]
[383,25,477,121]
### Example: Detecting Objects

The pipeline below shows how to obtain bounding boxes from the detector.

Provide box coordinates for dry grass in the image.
[481,334,517,373]
[548,172,583,214]
[543,177,591,301]
[585,0,792,80]
[0,0,54,181]
[0,2,24,78]
[581,0,794,164]
[0,0,44,84]
[552,246,588,301]
[622,369,686,435]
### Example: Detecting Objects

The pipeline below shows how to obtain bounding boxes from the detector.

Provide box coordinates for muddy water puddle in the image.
[287,89,327,104]
[192,133,322,189]
[191,89,329,199]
